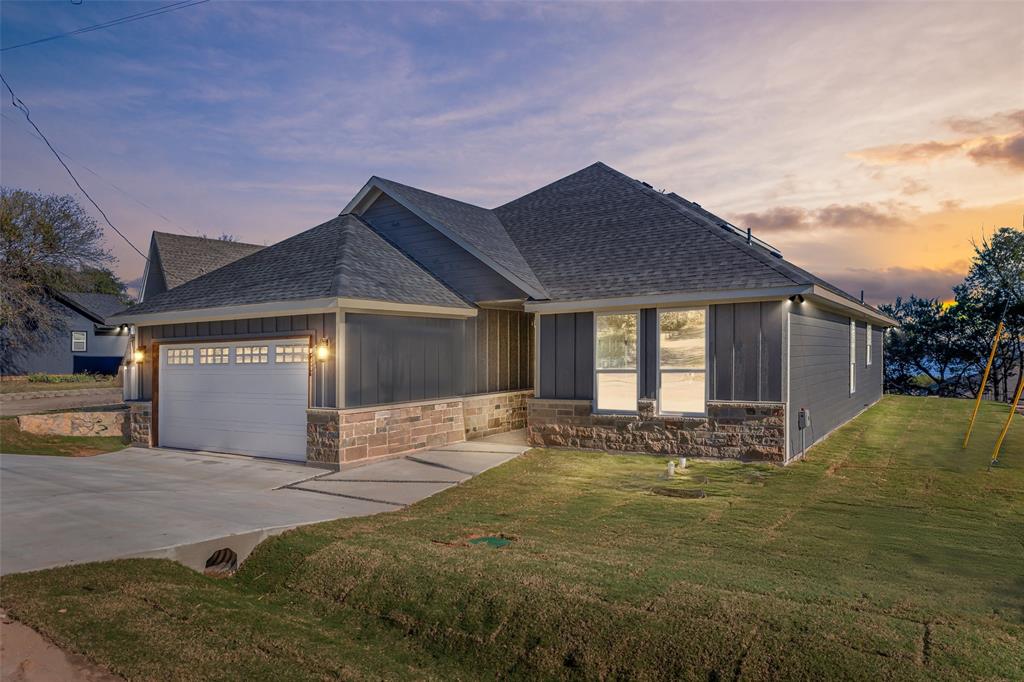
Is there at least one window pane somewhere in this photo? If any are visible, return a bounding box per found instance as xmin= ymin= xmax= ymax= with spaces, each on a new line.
xmin=660 ymin=372 xmax=705 ymax=413
xmin=596 ymin=313 xmax=637 ymax=369
xmin=659 ymin=310 xmax=705 ymax=369
xmin=597 ymin=373 xmax=637 ymax=412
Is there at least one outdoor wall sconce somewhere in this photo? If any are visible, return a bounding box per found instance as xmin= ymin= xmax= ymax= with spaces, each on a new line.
xmin=133 ymin=346 xmax=146 ymax=364
xmin=316 ymin=338 xmax=330 ymax=362
xmin=788 ymin=294 xmax=805 ymax=304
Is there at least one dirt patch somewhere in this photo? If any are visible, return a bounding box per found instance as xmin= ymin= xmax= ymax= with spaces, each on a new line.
xmin=0 ymin=609 xmax=122 ymax=681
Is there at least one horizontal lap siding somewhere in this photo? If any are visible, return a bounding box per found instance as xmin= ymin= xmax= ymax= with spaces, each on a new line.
xmin=136 ymin=313 xmax=336 ymax=407
xmin=361 ymin=194 xmax=525 ymax=302
xmin=788 ymin=304 xmax=883 ymax=458
xmin=345 ymin=309 xmax=533 ymax=408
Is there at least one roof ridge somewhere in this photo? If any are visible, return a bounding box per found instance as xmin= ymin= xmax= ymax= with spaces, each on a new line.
xmin=592 ymin=163 xmax=805 ymax=288
xmin=152 ymin=230 xmax=263 ymax=248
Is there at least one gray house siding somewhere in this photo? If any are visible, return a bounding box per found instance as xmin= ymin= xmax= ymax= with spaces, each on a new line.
xmin=538 ymin=304 xmax=784 ymax=404
xmin=788 ymin=304 xmax=883 ymax=458
xmin=135 ymin=313 xmax=337 ymax=408
xmin=537 ymin=312 xmax=594 ymax=400
xmin=708 ymin=302 xmax=784 ymax=402
xmin=345 ymin=309 xmax=532 ymax=408
xmin=1 ymin=307 xmax=128 ymax=375
xmin=360 ymin=194 xmax=525 ymax=302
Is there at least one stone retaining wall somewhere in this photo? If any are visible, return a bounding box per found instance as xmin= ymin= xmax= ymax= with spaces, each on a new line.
xmin=127 ymin=401 xmax=152 ymax=447
xmin=527 ymin=398 xmax=786 ymax=462
xmin=17 ymin=410 xmax=127 ymax=438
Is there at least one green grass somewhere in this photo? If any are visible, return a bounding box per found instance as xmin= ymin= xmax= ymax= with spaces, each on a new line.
xmin=0 ymin=376 xmax=118 ymax=394
xmin=2 ymin=396 xmax=1022 ymax=680
xmin=0 ymin=417 xmax=127 ymax=456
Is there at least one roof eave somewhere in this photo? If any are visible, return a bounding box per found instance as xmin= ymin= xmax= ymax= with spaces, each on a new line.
xmin=110 ymin=296 xmax=475 ymax=326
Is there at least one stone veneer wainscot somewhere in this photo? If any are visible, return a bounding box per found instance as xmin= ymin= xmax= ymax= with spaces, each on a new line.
xmin=527 ymin=398 xmax=786 ymax=462
xmin=127 ymin=401 xmax=152 ymax=447
xmin=307 ymin=389 xmax=532 ymax=468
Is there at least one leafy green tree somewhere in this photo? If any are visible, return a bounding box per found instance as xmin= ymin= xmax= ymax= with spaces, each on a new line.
xmin=879 ymin=296 xmax=974 ymax=396
xmin=1 ymin=188 xmax=118 ymax=354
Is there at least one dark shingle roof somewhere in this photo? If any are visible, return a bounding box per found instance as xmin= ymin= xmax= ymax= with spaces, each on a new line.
xmin=495 ymin=163 xmax=802 ymax=301
xmin=120 ymin=215 xmax=469 ymax=316
xmin=370 ymin=177 xmax=548 ymax=298
xmin=152 ymin=232 xmax=265 ymax=290
xmin=58 ymin=292 xmax=128 ymax=324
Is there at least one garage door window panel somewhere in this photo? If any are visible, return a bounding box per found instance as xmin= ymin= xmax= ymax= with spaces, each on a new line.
xmin=167 ymin=348 xmax=194 ymax=365
xmin=199 ymin=347 xmax=230 ymax=364
xmin=276 ymin=345 xmax=309 ymax=363
xmin=236 ymin=346 xmax=269 ymax=364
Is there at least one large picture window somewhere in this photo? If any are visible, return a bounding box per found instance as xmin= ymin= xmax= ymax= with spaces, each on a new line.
xmin=658 ymin=309 xmax=706 ymax=414
xmin=595 ymin=312 xmax=638 ymax=412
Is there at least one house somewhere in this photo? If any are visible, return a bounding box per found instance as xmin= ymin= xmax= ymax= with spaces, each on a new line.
xmin=111 ymin=162 xmax=895 ymax=465
xmin=0 ymin=291 xmax=130 ymax=375
xmin=139 ymin=231 xmax=265 ymax=301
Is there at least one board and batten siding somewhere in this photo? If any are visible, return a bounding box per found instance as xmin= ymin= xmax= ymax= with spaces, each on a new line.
xmin=788 ymin=303 xmax=883 ymax=458
xmin=537 ymin=303 xmax=784 ymax=404
xmin=360 ymin=194 xmax=526 ymax=302
xmin=345 ymin=309 xmax=533 ymax=408
xmin=135 ymin=313 xmax=337 ymax=407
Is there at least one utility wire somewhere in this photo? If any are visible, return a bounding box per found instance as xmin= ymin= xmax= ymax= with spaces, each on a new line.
xmin=1 ymin=72 xmax=148 ymax=262
xmin=1 ymin=111 xmax=206 ymax=238
xmin=1 ymin=0 xmax=210 ymax=53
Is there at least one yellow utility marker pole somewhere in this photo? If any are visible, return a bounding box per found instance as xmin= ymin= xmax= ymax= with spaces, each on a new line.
xmin=963 ymin=318 xmax=1004 ymax=448
xmin=990 ymin=374 xmax=1024 ymax=467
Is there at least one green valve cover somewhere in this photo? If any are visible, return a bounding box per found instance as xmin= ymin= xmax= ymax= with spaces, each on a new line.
xmin=468 ymin=536 xmax=511 ymax=548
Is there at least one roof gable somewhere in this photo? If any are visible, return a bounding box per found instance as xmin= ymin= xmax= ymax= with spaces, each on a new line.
xmin=119 ymin=215 xmax=469 ymax=317
xmin=347 ymin=177 xmax=548 ymax=299
xmin=54 ymin=291 xmax=127 ymax=325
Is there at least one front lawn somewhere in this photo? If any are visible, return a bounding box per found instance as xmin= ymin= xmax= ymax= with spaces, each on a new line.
xmin=0 ymin=417 xmax=127 ymax=456
xmin=2 ymin=396 xmax=1021 ymax=680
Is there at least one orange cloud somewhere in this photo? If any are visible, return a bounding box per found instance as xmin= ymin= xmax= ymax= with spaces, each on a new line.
xmin=848 ymin=109 xmax=1024 ymax=170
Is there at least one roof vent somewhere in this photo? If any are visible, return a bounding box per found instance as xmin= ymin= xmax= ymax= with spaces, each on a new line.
xmin=640 ymin=181 xmax=653 ymax=188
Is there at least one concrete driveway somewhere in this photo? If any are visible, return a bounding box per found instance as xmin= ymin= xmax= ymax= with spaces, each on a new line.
xmin=0 ymin=431 xmax=528 ymax=575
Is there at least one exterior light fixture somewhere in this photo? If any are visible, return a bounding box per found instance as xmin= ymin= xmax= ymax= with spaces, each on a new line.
xmin=316 ymin=339 xmax=330 ymax=362
xmin=133 ymin=346 xmax=146 ymax=364
xmin=788 ymin=294 xmax=805 ymax=304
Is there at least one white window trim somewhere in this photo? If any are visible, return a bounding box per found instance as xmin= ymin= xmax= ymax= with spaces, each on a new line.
xmin=866 ymin=324 xmax=873 ymax=366
xmin=593 ymin=310 xmax=640 ymax=414
xmin=849 ymin=318 xmax=857 ymax=395
xmin=71 ymin=330 xmax=87 ymax=352
xmin=656 ymin=306 xmax=709 ymax=417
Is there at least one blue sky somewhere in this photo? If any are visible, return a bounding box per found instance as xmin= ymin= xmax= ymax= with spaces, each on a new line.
xmin=2 ymin=1 xmax=1022 ymax=302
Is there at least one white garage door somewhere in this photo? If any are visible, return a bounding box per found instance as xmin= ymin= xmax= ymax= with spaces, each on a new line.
xmin=159 ymin=340 xmax=310 ymax=461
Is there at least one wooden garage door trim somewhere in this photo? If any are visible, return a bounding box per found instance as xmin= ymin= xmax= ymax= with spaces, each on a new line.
xmin=152 ymin=334 xmax=313 ymax=450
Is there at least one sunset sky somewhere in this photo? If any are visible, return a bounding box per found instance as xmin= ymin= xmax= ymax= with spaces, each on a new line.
xmin=2 ymin=1 xmax=1021 ymax=304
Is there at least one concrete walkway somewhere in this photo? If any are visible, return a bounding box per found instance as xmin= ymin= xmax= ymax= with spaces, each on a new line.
xmin=0 ymin=431 xmax=528 ymax=575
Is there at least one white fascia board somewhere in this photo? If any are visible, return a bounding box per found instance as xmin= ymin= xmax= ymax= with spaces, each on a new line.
xmin=336 ymin=298 xmax=476 ymax=318
xmin=524 ymin=287 xmax=810 ymax=314
xmin=806 ymin=286 xmax=897 ymax=327
xmin=346 ymin=179 xmax=549 ymax=301
xmin=110 ymin=297 xmax=476 ymax=326
xmin=342 ymin=180 xmax=382 ymax=215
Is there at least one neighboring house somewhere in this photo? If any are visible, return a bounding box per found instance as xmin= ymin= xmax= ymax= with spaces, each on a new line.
xmin=112 ymin=162 xmax=895 ymax=465
xmin=140 ymin=231 xmax=264 ymax=301
xmin=0 ymin=292 xmax=130 ymax=375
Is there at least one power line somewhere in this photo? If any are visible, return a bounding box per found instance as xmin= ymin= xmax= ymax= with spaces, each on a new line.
xmin=1 ymin=111 xmax=206 ymax=238
xmin=1 ymin=72 xmax=148 ymax=262
xmin=1 ymin=0 xmax=210 ymax=53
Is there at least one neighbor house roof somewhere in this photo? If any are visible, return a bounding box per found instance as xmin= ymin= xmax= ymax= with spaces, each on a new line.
xmin=116 ymin=215 xmax=470 ymax=320
xmin=54 ymin=291 xmax=128 ymax=325
xmin=151 ymin=231 xmax=265 ymax=290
